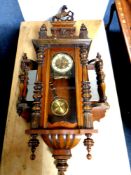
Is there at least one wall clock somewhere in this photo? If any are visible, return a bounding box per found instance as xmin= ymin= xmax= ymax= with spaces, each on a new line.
xmin=17 ymin=5 xmax=109 ymax=175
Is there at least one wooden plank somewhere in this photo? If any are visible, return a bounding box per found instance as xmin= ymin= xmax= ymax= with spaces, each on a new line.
xmin=0 ymin=22 xmax=48 ymax=175
xmin=1 ymin=20 xmax=130 ymax=175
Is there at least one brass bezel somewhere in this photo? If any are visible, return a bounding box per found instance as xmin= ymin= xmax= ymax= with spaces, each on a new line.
xmin=51 ymin=98 xmax=69 ymax=116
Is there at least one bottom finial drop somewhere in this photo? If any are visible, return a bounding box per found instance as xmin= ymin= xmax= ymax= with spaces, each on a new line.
xmin=28 ymin=134 xmax=39 ymax=160
xmin=84 ymin=133 xmax=94 ymax=160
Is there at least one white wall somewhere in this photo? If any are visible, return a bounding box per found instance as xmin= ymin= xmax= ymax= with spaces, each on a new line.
xmin=18 ymin=0 xmax=109 ymax=21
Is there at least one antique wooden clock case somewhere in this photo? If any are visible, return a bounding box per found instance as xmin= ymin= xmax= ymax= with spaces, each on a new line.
xmin=17 ymin=6 xmax=109 ymax=175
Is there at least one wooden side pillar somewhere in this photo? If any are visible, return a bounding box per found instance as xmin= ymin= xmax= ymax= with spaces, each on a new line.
xmin=80 ymin=45 xmax=93 ymax=129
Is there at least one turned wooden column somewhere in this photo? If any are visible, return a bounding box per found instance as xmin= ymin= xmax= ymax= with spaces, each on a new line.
xmin=80 ymin=45 xmax=94 ymax=160
xmin=95 ymin=53 xmax=107 ymax=103
xmin=80 ymin=45 xmax=93 ymax=129
xmin=28 ymin=42 xmax=45 ymax=160
xmin=31 ymin=44 xmax=44 ymax=129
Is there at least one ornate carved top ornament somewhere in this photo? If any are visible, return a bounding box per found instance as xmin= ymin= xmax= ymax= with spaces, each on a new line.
xmin=52 ymin=5 xmax=74 ymax=21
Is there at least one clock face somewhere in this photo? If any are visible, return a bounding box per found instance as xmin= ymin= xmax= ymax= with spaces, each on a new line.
xmin=51 ymin=53 xmax=73 ymax=74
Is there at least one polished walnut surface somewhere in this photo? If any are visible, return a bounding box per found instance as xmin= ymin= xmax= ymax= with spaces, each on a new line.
xmin=115 ymin=0 xmax=131 ymax=62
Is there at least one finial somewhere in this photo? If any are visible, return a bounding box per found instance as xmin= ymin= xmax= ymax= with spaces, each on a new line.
xmin=79 ymin=23 xmax=88 ymax=39
xmin=39 ymin=24 xmax=47 ymax=39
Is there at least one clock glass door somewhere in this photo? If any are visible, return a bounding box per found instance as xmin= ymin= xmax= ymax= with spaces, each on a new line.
xmin=47 ymin=47 xmax=77 ymax=128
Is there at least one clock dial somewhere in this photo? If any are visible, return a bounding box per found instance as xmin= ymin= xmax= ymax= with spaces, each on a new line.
xmin=51 ymin=53 xmax=73 ymax=74
xmin=51 ymin=98 xmax=69 ymax=116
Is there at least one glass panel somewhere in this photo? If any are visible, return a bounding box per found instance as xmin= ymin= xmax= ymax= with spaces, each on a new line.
xmin=48 ymin=52 xmax=77 ymax=126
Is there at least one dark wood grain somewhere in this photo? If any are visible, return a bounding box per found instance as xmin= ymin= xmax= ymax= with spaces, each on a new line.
xmin=116 ymin=0 xmax=131 ymax=62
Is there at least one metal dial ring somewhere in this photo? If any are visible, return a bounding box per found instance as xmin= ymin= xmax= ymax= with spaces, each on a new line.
xmin=51 ymin=53 xmax=73 ymax=74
